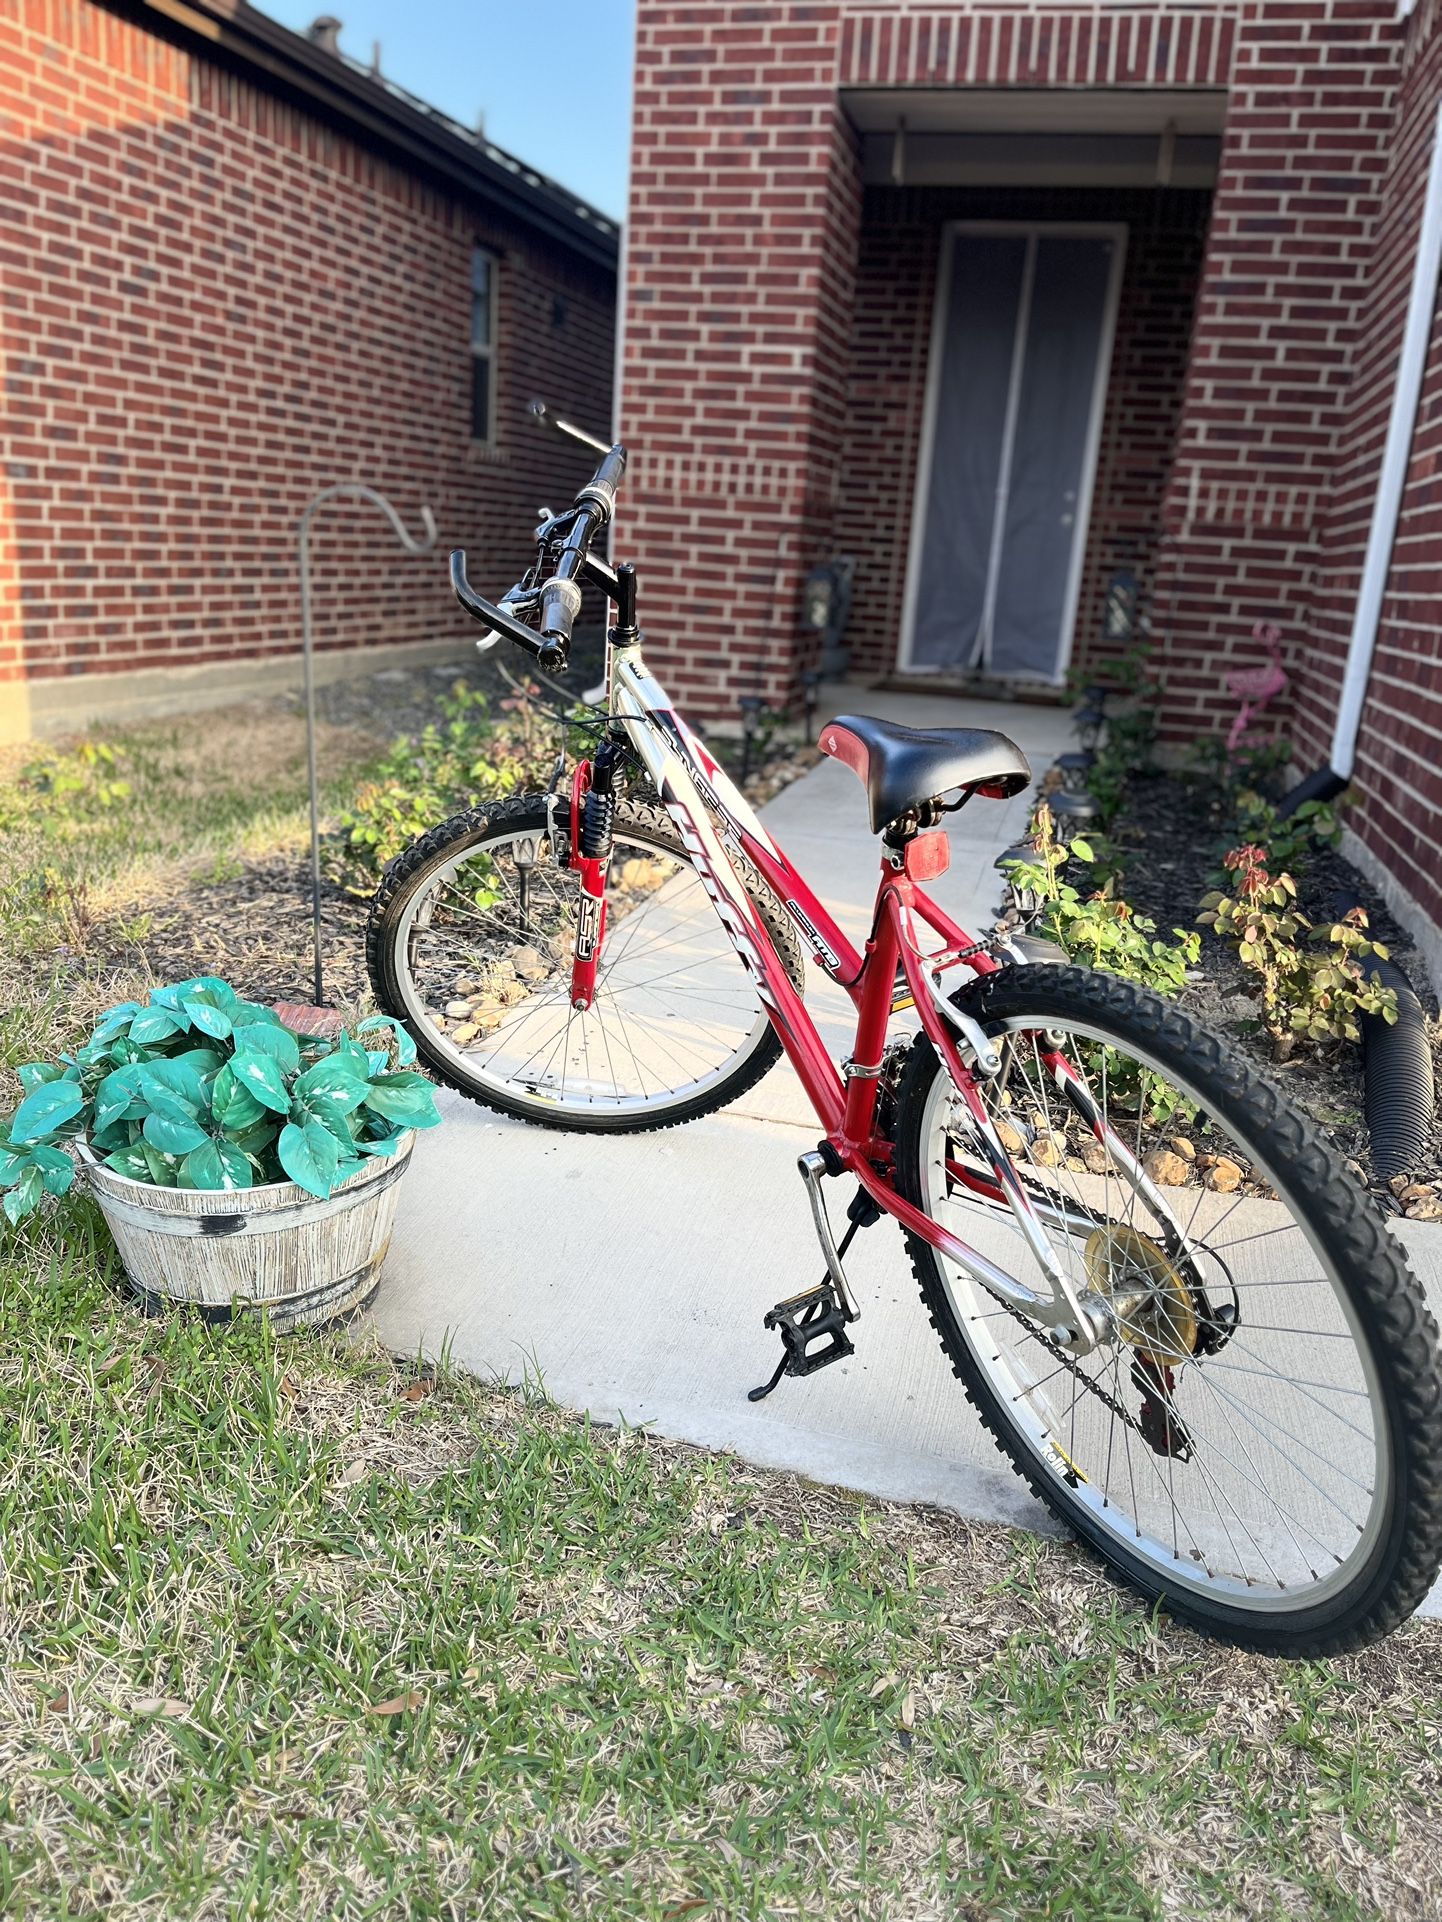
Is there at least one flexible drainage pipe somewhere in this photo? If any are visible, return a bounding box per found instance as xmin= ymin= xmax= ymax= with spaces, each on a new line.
xmin=1334 ymin=891 xmax=1435 ymax=1183
xmin=1278 ymin=98 xmax=1442 ymax=819
xmin=1360 ymin=955 xmax=1434 ymax=1183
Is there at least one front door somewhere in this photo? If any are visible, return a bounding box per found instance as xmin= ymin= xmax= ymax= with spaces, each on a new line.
xmin=901 ymin=224 xmax=1124 ymax=683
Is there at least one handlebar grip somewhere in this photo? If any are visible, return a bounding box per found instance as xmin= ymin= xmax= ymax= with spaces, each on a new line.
xmin=538 ymin=574 xmax=583 ymax=646
xmin=577 ymin=444 xmax=627 ymax=523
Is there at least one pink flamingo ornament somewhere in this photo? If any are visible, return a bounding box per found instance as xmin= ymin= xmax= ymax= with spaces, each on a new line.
xmin=1226 ymin=621 xmax=1288 ymax=751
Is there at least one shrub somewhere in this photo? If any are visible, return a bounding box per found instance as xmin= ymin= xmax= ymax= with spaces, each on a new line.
xmin=1004 ymin=805 xmax=1200 ymax=998
xmin=1207 ymin=790 xmax=1342 ymax=890
xmin=0 ymin=978 xmax=441 ymax=1220
xmin=328 ymin=683 xmax=554 ymax=893
xmin=1198 ymin=845 xmax=1396 ymax=1057
xmin=20 ymin=738 xmax=132 ymax=812
xmin=1001 ymin=806 xmax=1200 ymax=1125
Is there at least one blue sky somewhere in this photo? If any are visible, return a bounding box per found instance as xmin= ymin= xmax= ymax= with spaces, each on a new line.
xmin=253 ymin=0 xmax=636 ymax=218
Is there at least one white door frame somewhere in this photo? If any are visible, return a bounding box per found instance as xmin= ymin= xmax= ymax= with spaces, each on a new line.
xmin=896 ymin=220 xmax=1128 ymax=683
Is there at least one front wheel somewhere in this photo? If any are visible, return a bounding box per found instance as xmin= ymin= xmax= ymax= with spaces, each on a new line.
xmin=366 ymin=792 xmax=804 ymax=1132
xmin=893 ymin=962 xmax=1442 ymax=1653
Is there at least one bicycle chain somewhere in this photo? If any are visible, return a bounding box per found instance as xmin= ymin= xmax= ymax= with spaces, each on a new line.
xmin=991 ymin=1292 xmax=1146 ymax=1438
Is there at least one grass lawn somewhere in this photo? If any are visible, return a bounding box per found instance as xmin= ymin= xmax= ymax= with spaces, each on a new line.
xmin=1 ymin=685 xmax=1440 ymax=1920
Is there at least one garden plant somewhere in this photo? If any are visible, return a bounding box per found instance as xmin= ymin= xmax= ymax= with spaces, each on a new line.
xmin=0 ymin=977 xmax=441 ymax=1218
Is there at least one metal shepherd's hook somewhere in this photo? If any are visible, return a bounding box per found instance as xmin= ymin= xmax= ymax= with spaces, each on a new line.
xmin=297 ymin=485 xmax=439 ymax=1007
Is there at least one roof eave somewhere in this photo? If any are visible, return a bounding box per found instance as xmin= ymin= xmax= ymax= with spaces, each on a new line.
xmin=116 ymin=0 xmax=620 ymax=273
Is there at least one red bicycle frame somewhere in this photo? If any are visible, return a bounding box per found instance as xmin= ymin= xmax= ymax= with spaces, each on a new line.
xmin=593 ymin=644 xmax=1125 ymax=1345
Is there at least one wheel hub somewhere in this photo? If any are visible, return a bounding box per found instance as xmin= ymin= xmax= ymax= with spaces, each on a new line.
xmin=1083 ymin=1226 xmax=1198 ymax=1365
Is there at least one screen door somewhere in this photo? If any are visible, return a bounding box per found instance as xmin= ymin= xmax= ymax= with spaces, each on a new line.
xmin=901 ymin=225 xmax=1124 ymax=682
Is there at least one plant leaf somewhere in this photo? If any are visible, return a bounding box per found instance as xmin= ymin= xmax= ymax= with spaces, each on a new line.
xmin=11 ymin=1079 xmax=84 ymax=1145
xmin=29 ymin=1144 xmax=75 ymax=1196
xmin=128 ymin=1007 xmax=186 ymax=1046
xmin=278 ymin=1118 xmax=341 ymax=1198
xmin=104 ymin=1145 xmax=153 ymax=1181
xmin=231 ymin=1050 xmax=292 ymax=1115
xmin=182 ymin=1139 xmax=253 ymax=1191
xmin=92 ymin=1001 xmax=142 ymax=1043
xmin=3 ymin=1164 xmax=44 ymax=1224
xmin=364 ymin=1072 xmax=441 ymax=1129
xmin=143 ymin=1111 xmax=209 ymax=1157
xmin=232 ymin=1023 xmax=301 ymax=1076
xmin=181 ymin=993 xmax=232 ymax=1040
xmin=211 ymin=1062 xmax=267 ymax=1134
xmin=16 ymin=1062 xmax=64 ymax=1093
xmin=94 ymin=1064 xmax=147 ymax=1133
xmin=292 ymin=1055 xmax=368 ymax=1109
xmin=357 ymin=1014 xmax=417 ymax=1066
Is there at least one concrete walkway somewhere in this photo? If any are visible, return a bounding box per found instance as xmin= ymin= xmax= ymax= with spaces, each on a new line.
xmin=370 ymin=682 xmax=1442 ymax=1613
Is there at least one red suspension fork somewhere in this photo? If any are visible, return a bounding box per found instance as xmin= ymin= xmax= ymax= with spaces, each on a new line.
xmin=567 ymin=758 xmax=608 ymax=1011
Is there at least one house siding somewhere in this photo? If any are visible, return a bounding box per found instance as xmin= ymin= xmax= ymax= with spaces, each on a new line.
xmin=1148 ymin=0 xmax=1404 ymax=742
xmin=0 ymin=0 xmax=615 ymax=728
xmin=1302 ymin=2 xmax=1442 ymax=933
xmin=621 ymin=1 xmax=1234 ymax=718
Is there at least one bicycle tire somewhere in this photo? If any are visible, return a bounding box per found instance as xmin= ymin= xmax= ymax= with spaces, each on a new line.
xmin=893 ymin=961 xmax=1442 ymax=1654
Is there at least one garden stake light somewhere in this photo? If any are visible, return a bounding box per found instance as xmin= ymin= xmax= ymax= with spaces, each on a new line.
xmin=298 ymin=485 xmax=437 ymax=1007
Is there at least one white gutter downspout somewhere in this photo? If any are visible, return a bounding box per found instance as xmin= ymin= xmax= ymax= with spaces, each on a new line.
xmin=1330 ymin=98 xmax=1442 ymax=782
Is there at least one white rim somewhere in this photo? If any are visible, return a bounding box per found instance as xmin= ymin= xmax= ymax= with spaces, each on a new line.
xmin=392 ymin=819 xmax=775 ymax=1121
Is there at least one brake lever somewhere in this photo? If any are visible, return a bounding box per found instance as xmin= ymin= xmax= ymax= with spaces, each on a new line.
xmin=450 ymin=551 xmax=567 ymax=669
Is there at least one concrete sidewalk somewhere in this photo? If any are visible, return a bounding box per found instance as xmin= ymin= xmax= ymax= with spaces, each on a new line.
xmin=369 ymin=683 xmax=1442 ymax=1613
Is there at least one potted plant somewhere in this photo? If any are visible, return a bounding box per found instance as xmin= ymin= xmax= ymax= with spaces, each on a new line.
xmin=0 ymin=976 xmax=441 ymax=1327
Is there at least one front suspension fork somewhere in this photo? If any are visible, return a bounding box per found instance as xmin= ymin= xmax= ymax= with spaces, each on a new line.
xmin=567 ymin=736 xmax=624 ymax=1011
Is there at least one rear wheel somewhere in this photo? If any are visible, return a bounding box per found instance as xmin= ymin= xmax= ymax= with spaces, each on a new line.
xmin=366 ymin=793 xmax=804 ymax=1132
xmin=894 ymin=962 xmax=1442 ymax=1653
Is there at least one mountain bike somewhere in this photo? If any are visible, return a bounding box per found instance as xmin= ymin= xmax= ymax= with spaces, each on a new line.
xmin=368 ymin=414 xmax=1442 ymax=1653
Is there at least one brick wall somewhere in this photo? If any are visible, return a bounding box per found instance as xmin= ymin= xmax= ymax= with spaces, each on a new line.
xmin=1302 ymin=2 xmax=1442 ymax=928
xmin=1148 ymin=0 xmax=1403 ymax=740
xmin=0 ymin=0 xmax=614 ymax=730
xmin=621 ymin=1 xmax=860 ymax=717
xmin=835 ymin=184 xmax=1210 ymax=683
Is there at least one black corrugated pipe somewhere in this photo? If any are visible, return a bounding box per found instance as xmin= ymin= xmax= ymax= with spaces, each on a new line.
xmin=1276 ymin=765 xmax=1350 ymax=820
xmin=1334 ymin=891 xmax=1435 ymax=1183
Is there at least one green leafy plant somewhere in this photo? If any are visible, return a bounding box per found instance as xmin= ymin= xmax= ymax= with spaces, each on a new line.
xmin=1207 ymin=790 xmax=1342 ymax=889
xmin=1199 ymin=845 xmax=1397 ymax=1056
xmin=1188 ymin=733 xmax=1294 ymax=805
xmin=1001 ymin=806 xmax=1200 ymax=1124
xmin=18 ymin=738 xmax=132 ymax=812
xmin=0 ymin=977 xmax=442 ymax=1221
xmin=328 ymin=683 xmax=552 ymax=893
xmin=1076 ymin=658 xmax=1161 ymax=832
xmin=1005 ymin=805 xmax=1200 ymax=997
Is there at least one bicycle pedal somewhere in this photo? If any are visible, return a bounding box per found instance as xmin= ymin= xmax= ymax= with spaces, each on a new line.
xmin=747 ymin=1283 xmax=855 ymax=1402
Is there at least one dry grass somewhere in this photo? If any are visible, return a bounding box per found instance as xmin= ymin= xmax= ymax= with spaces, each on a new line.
xmin=1 ymin=1239 xmax=1439 ymax=1921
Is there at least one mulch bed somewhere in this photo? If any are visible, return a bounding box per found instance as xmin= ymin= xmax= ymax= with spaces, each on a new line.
xmin=1103 ymin=769 xmax=1442 ymax=1211
xmin=132 ymin=857 xmax=373 ymax=1015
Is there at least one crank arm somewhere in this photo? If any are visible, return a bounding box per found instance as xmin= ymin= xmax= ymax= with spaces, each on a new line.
xmin=797 ymin=1151 xmax=859 ymax=1321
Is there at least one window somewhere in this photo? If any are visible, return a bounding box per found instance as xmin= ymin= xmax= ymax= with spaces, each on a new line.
xmin=470 ymin=247 xmax=497 ymax=442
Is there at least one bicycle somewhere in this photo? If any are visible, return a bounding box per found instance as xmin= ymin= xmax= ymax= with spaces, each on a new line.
xmin=368 ymin=411 xmax=1442 ymax=1653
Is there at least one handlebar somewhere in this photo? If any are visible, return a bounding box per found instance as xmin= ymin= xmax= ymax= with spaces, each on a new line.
xmin=450 ymin=419 xmax=627 ymax=669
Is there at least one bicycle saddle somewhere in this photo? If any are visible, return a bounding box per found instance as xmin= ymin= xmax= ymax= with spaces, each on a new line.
xmin=819 ymin=713 xmax=1031 ymax=835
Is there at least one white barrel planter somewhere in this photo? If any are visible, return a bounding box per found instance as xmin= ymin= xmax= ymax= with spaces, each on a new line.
xmin=76 ymin=1134 xmax=414 ymax=1329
